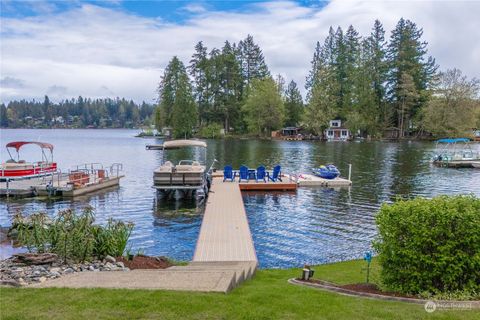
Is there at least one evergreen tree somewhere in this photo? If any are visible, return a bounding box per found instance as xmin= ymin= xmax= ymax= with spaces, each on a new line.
xmin=189 ymin=41 xmax=210 ymax=126
xmin=284 ymin=80 xmax=304 ymax=127
xmin=242 ymin=78 xmax=284 ymax=136
xmin=342 ymin=25 xmax=361 ymax=114
xmin=305 ymin=41 xmax=322 ymax=99
xmin=156 ymin=56 xmax=185 ymax=128
xmin=238 ymin=35 xmax=270 ymax=85
xmin=387 ymin=18 xmax=437 ymax=135
xmin=365 ymin=20 xmax=389 ymax=129
xmin=304 ymin=63 xmax=337 ymax=135
xmin=156 ymin=56 xmax=197 ymax=138
xmin=218 ymin=41 xmax=243 ymax=131
xmin=0 ymin=103 xmax=8 ymax=127
xmin=348 ymin=39 xmax=378 ymax=136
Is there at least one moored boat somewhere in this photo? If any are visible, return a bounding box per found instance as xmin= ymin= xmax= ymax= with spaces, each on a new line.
xmin=0 ymin=142 xmax=57 ymax=180
xmin=150 ymin=140 xmax=214 ymax=200
xmin=312 ymin=164 xmax=340 ymax=179
xmin=432 ymin=138 xmax=480 ymax=168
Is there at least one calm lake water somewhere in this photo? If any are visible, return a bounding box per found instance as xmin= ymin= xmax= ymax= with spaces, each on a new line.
xmin=1 ymin=129 xmax=479 ymax=268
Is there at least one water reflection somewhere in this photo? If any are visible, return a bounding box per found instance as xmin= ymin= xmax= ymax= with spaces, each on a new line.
xmin=1 ymin=129 xmax=479 ymax=268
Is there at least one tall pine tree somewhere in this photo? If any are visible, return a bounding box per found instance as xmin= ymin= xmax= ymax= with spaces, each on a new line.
xmin=156 ymin=56 xmax=197 ymax=137
xmin=387 ymin=18 xmax=437 ymax=136
xmin=284 ymin=80 xmax=304 ymax=127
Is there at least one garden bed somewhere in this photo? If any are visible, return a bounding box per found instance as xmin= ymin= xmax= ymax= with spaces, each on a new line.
xmin=289 ymin=278 xmax=480 ymax=307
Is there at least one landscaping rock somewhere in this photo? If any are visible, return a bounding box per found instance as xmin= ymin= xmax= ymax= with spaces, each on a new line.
xmin=63 ymin=268 xmax=74 ymax=274
xmin=104 ymin=255 xmax=116 ymax=263
xmin=12 ymin=253 xmax=58 ymax=265
xmin=1 ymin=254 xmax=153 ymax=286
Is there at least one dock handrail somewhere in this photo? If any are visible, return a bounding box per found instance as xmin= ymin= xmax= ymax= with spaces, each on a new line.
xmin=110 ymin=163 xmax=123 ymax=177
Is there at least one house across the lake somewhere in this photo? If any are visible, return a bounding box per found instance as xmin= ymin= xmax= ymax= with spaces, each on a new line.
xmin=271 ymin=127 xmax=303 ymax=140
xmin=324 ymin=120 xmax=351 ymax=141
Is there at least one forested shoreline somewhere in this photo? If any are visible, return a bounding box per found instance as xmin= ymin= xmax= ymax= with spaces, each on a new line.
xmin=2 ymin=18 xmax=479 ymax=137
xmin=0 ymin=97 xmax=155 ymax=128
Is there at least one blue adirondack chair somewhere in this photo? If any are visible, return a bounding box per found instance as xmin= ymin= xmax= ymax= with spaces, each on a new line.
xmin=223 ymin=165 xmax=236 ymax=182
xmin=256 ymin=165 xmax=267 ymax=182
xmin=238 ymin=165 xmax=249 ymax=182
xmin=267 ymin=165 xmax=282 ymax=182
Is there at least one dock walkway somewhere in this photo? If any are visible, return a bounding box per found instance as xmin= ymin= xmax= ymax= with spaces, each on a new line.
xmin=193 ymin=177 xmax=257 ymax=262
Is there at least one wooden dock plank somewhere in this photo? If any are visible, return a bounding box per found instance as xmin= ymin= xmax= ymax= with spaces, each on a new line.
xmin=193 ymin=178 xmax=257 ymax=263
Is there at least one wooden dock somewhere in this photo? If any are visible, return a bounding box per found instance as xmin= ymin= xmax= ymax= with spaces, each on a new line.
xmin=193 ymin=177 xmax=257 ymax=262
xmin=0 ymin=173 xmax=123 ymax=198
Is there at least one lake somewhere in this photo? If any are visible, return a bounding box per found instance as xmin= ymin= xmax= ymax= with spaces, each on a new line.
xmin=1 ymin=129 xmax=479 ymax=268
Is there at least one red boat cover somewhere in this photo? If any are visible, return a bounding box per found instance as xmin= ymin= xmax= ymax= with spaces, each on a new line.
xmin=6 ymin=141 xmax=54 ymax=151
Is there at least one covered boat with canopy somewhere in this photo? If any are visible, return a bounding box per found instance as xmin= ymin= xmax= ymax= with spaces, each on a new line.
xmin=1 ymin=141 xmax=57 ymax=180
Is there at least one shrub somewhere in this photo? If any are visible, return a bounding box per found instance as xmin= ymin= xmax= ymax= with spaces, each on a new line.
xmin=13 ymin=207 xmax=134 ymax=263
xmin=373 ymin=195 xmax=480 ymax=297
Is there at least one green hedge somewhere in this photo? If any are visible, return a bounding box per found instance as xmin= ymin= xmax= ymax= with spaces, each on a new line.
xmin=373 ymin=195 xmax=480 ymax=296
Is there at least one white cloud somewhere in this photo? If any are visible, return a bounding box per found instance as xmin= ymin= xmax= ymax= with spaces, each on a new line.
xmin=0 ymin=0 xmax=479 ymax=103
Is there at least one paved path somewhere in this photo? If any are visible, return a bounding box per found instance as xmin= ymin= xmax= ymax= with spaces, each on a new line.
xmin=193 ymin=178 xmax=257 ymax=262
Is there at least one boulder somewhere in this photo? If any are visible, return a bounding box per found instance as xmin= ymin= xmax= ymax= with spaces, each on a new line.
xmin=104 ymin=255 xmax=116 ymax=263
xmin=12 ymin=253 xmax=58 ymax=265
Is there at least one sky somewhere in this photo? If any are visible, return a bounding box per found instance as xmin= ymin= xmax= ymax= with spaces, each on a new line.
xmin=0 ymin=0 xmax=479 ymax=104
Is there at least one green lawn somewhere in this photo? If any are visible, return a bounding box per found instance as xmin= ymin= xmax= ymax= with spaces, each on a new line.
xmin=1 ymin=259 xmax=478 ymax=319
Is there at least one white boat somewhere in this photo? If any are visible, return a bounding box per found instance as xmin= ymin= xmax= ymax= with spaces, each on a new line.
xmin=432 ymin=138 xmax=480 ymax=168
xmin=150 ymin=140 xmax=214 ymax=200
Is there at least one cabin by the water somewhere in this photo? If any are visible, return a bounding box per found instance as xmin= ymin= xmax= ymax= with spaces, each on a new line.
xmin=324 ymin=120 xmax=351 ymax=141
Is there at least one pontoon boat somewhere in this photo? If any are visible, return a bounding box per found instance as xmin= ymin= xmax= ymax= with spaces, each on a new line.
xmin=151 ymin=140 xmax=214 ymax=200
xmin=0 ymin=141 xmax=57 ymax=180
xmin=432 ymin=138 xmax=480 ymax=168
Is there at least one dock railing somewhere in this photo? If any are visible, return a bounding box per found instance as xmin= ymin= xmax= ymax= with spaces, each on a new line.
xmin=64 ymin=163 xmax=123 ymax=189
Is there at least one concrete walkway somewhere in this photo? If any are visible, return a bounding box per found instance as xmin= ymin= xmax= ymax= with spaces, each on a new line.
xmin=32 ymin=178 xmax=258 ymax=293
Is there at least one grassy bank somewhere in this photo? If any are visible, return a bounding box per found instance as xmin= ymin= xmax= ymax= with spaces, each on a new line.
xmin=1 ymin=259 xmax=478 ymax=319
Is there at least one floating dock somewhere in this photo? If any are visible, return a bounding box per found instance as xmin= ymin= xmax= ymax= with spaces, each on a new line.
xmin=0 ymin=165 xmax=124 ymax=198
xmin=145 ymin=144 xmax=163 ymax=150
xmin=433 ymin=160 xmax=480 ymax=168
xmin=289 ymin=173 xmax=352 ymax=187
xmin=212 ymin=170 xmax=352 ymax=188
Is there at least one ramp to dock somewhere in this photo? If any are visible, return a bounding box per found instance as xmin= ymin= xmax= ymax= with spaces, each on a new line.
xmin=193 ymin=178 xmax=257 ymax=262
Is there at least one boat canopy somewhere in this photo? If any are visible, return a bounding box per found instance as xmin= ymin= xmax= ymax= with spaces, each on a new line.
xmin=162 ymin=140 xmax=207 ymax=149
xmin=6 ymin=141 xmax=54 ymax=152
xmin=436 ymin=138 xmax=471 ymax=144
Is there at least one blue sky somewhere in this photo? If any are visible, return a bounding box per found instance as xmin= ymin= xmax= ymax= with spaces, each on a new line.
xmin=1 ymin=1 xmax=327 ymax=21
xmin=1 ymin=1 xmax=479 ymax=103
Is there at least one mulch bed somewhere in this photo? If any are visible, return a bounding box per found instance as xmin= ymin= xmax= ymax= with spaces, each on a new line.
xmin=291 ymin=279 xmax=480 ymax=307
xmin=337 ymin=282 xmax=416 ymax=299
xmin=116 ymin=255 xmax=172 ymax=270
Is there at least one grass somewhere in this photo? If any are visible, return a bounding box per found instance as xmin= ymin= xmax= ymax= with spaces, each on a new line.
xmin=1 ymin=259 xmax=478 ymax=320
